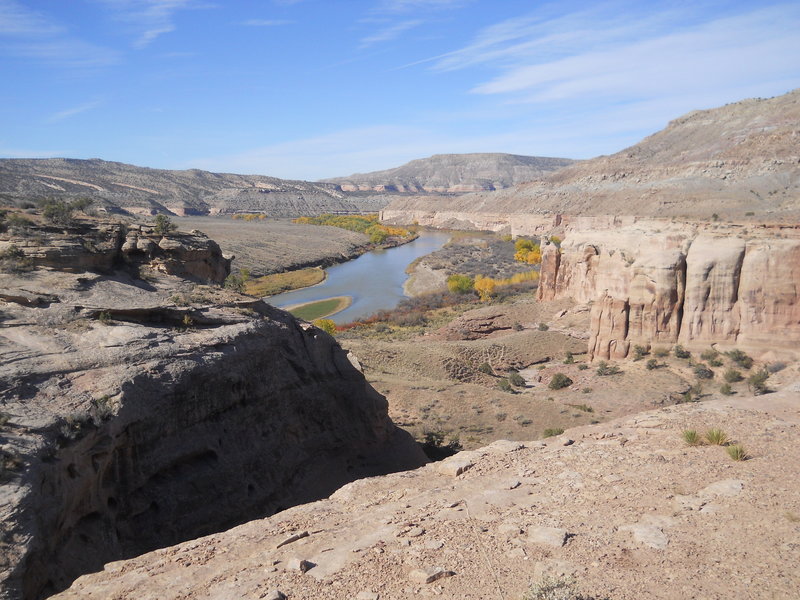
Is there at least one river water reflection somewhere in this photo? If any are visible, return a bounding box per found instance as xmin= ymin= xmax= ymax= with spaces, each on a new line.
xmin=266 ymin=231 xmax=450 ymax=324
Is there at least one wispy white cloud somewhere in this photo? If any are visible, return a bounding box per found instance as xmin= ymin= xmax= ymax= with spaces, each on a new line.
xmin=0 ymin=0 xmax=118 ymax=67
xmin=241 ymin=18 xmax=292 ymax=27
xmin=428 ymin=3 xmax=800 ymax=108
xmin=377 ymin=0 xmax=469 ymax=13
xmin=360 ymin=19 xmax=422 ymax=47
xmin=46 ymin=99 xmax=105 ymax=123
xmin=93 ymin=0 xmax=197 ymax=48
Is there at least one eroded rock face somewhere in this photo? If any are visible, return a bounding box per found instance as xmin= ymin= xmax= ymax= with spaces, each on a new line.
xmin=538 ymin=224 xmax=800 ymax=359
xmin=0 ymin=269 xmax=425 ymax=599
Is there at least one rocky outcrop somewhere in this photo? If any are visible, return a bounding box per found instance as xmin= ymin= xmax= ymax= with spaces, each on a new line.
xmin=538 ymin=222 xmax=800 ymax=359
xmin=0 ymin=216 xmax=231 ymax=283
xmin=47 ymin=391 xmax=800 ymax=600
xmin=0 ymin=234 xmax=426 ymax=598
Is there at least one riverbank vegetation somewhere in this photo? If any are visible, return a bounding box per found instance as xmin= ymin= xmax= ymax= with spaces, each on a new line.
xmin=292 ymin=214 xmax=414 ymax=244
xmin=288 ymin=296 xmax=351 ymax=321
xmin=245 ymin=267 xmax=325 ymax=297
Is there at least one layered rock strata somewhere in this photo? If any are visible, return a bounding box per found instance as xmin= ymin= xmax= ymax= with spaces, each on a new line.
xmin=538 ymin=223 xmax=800 ymax=359
xmin=0 ymin=232 xmax=426 ymax=599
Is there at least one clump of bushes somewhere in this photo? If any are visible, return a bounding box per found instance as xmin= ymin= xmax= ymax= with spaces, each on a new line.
xmin=497 ymin=378 xmax=514 ymax=393
xmin=419 ymin=430 xmax=462 ymax=461
xmin=632 ymin=345 xmax=648 ymax=361
xmin=478 ymin=362 xmax=494 ymax=375
xmin=543 ymin=428 xmax=565 ymax=438
xmin=152 ymin=214 xmax=177 ymax=235
xmin=508 ymin=371 xmax=526 ymax=387
xmin=725 ymin=349 xmax=753 ymax=369
xmin=563 ymin=352 xmax=575 ymax=364
xmin=595 ymin=361 xmax=621 ymax=376
xmin=723 ymin=368 xmax=743 ymax=383
xmin=313 ymin=318 xmax=337 ymax=335
xmin=747 ymin=368 xmax=770 ymax=395
xmin=720 ymin=383 xmax=734 ymax=396
xmin=693 ymin=364 xmax=714 ymax=379
xmin=549 ymin=373 xmax=573 ymax=390
xmin=673 ymin=345 xmax=691 ymax=359
xmin=646 ymin=358 xmax=660 ymax=370
xmin=446 ymin=273 xmax=474 ymax=294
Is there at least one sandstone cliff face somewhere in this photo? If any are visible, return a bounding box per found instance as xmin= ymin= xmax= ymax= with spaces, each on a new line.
xmin=0 ymin=217 xmax=231 ymax=284
xmin=538 ymin=223 xmax=800 ymax=359
xmin=0 ymin=237 xmax=425 ymax=599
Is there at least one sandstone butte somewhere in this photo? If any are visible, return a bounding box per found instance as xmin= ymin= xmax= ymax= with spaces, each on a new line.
xmin=0 ymin=216 xmax=426 ymax=599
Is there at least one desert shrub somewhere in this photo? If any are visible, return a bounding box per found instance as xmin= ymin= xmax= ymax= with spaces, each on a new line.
xmin=747 ymin=368 xmax=769 ymax=395
xmin=97 ymin=311 xmax=112 ymax=325
xmin=568 ymin=403 xmax=593 ymax=413
xmin=478 ymin=362 xmax=494 ymax=375
xmin=700 ymin=349 xmax=719 ymax=362
xmin=705 ymin=428 xmax=729 ymax=446
xmin=542 ymin=428 xmax=565 ymax=438
xmin=447 ymin=273 xmax=474 ymax=294
xmin=682 ymin=429 xmax=702 ymax=446
xmin=508 ymin=372 xmax=526 ymax=387
xmin=723 ymin=368 xmax=743 ymax=383
xmin=497 ymin=378 xmax=514 ymax=393
xmin=153 ymin=214 xmax=177 ymax=235
xmin=563 ymin=352 xmax=575 ymax=364
xmin=652 ymin=347 xmax=670 ymax=357
xmin=0 ymin=412 xmax=10 ymax=428
xmin=224 ymin=268 xmax=250 ymax=293
xmin=577 ymin=364 xmax=589 ymax=371
xmin=673 ymin=345 xmax=691 ymax=359
xmin=313 ymin=318 xmax=337 ymax=335
xmin=720 ymin=383 xmax=734 ymax=396
xmin=646 ymin=358 xmax=660 ymax=370
xmin=538 ymin=322 xmax=549 ymax=331
xmin=693 ymin=364 xmax=714 ymax=379
xmin=549 ymin=373 xmax=573 ymax=390
xmin=725 ymin=349 xmax=753 ymax=369
xmin=726 ymin=444 xmax=749 ymax=461
xmin=708 ymin=357 xmax=724 ymax=367
xmin=523 ymin=576 xmax=583 ymax=600
xmin=420 ymin=430 xmax=462 ymax=461
xmin=632 ymin=345 xmax=648 ymax=361
xmin=41 ymin=198 xmax=92 ymax=225
xmin=513 ymin=322 xmax=524 ymax=331
xmin=390 ymin=310 xmax=427 ymax=327
xmin=582 ymin=387 xmax=592 ymax=394
xmin=0 ymin=244 xmax=33 ymax=272
xmin=595 ymin=361 xmax=621 ymax=376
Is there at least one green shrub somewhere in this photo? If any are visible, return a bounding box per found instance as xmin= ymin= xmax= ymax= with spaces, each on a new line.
xmin=747 ymin=368 xmax=769 ymax=395
xmin=478 ymin=362 xmax=494 ymax=375
xmin=543 ymin=428 xmax=564 ymax=438
xmin=538 ymin=322 xmax=549 ymax=331
xmin=577 ymin=364 xmax=589 ymax=371
xmin=581 ymin=387 xmax=592 ymax=394
xmin=446 ymin=274 xmax=474 ymax=294
xmin=682 ymin=429 xmax=701 ymax=446
xmin=548 ymin=373 xmax=573 ymax=390
xmin=563 ymin=351 xmax=574 ymax=364
xmin=652 ymin=347 xmax=670 ymax=357
xmin=720 ymin=383 xmax=734 ymax=396
xmin=632 ymin=345 xmax=648 ymax=361
xmin=726 ymin=445 xmax=749 ymax=461
xmin=708 ymin=357 xmax=724 ymax=367
xmin=723 ymin=368 xmax=743 ymax=383
xmin=568 ymin=403 xmax=593 ymax=413
xmin=153 ymin=214 xmax=177 ymax=236
xmin=596 ymin=361 xmax=621 ymax=376
xmin=705 ymin=428 xmax=729 ymax=446
xmin=646 ymin=358 xmax=659 ymax=370
xmin=0 ymin=412 xmax=10 ymax=427
xmin=725 ymin=349 xmax=753 ymax=369
xmin=523 ymin=576 xmax=583 ymax=600
xmin=673 ymin=345 xmax=691 ymax=359
xmin=700 ymin=349 xmax=719 ymax=362
xmin=97 ymin=311 xmax=113 ymax=325
xmin=508 ymin=372 xmax=526 ymax=387
xmin=497 ymin=378 xmax=514 ymax=393
xmin=694 ymin=364 xmax=714 ymax=379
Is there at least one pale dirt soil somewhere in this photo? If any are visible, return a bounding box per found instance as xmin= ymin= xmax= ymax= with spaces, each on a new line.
xmin=55 ymin=378 xmax=800 ymax=600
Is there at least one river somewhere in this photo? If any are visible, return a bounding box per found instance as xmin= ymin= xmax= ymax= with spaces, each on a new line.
xmin=265 ymin=231 xmax=450 ymax=323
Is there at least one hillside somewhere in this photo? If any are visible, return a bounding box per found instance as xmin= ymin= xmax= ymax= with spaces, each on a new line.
xmin=383 ymin=89 xmax=800 ymax=220
xmin=323 ymin=153 xmax=575 ymax=193
xmin=0 ymin=158 xmax=387 ymax=217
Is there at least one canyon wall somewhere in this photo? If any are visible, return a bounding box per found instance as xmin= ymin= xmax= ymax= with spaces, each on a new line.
xmin=538 ymin=221 xmax=800 ymax=359
xmin=0 ymin=219 xmax=427 ymax=599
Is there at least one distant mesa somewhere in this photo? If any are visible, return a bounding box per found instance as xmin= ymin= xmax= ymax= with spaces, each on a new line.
xmin=322 ymin=152 xmax=576 ymax=194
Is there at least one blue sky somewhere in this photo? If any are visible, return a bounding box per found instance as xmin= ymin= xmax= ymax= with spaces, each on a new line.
xmin=1 ymin=0 xmax=799 ymax=180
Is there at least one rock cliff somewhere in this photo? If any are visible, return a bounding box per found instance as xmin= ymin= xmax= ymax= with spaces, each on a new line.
xmin=0 ymin=218 xmax=426 ymax=599
xmin=537 ymin=221 xmax=800 ymax=360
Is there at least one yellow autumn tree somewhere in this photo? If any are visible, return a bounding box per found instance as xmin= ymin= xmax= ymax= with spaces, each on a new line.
xmin=474 ymin=275 xmax=497 ymax=302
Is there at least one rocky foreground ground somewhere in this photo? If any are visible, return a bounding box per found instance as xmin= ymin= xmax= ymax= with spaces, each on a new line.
xmin=54 ymin=377 xmax=800 ymax=600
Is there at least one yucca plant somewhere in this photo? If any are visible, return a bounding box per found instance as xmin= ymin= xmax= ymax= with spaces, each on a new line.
xmin=682 ymin=429 xmax=702 ymax=446
xmin=705 ymin=428 xmax=729 ymax=446
xmin=726 ymin=444 xmax=749 ymax=461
